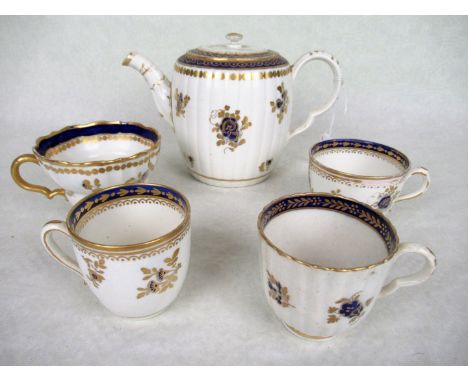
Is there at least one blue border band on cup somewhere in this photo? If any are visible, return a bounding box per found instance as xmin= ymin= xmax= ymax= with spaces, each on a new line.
xmin=258 ymin=193 xmax=399 ymax=272
xmin=66 ymin=183 xmax=190 ymax=252
xmin=36 ymin=122 xmax=159 ymax=156
xmin=310 ymin=138 xmax=410 ymax=172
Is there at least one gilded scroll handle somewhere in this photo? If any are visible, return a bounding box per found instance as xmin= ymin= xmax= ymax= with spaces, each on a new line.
xmin=11 ymin=153 xmax=65 ymax=199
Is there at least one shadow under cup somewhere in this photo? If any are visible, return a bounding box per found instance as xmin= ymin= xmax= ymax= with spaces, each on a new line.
xmin=42 ymin=184 xmax=191 ymax=318
xmin=258 ymin=193 xmax=403 ymax=339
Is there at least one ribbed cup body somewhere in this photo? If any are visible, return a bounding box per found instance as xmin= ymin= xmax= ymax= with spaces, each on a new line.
xmin=257 ymin=193 xmax=402 ymax=340
xmin=260 ymin=241 xmax=393 ymax=339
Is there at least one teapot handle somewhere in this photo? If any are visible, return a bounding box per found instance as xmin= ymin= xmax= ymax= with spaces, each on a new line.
xmin=288 ymin=51 xmax=343 ymax=140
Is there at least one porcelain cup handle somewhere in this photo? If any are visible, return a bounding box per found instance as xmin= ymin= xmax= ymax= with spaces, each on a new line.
xmin=288 ymin=51 xmax=343 ymax=140
xmin=394 ymin=167 xmax=430 ymax=203
xmin=379 ymin=242 xmax=436 ymax=298
xmin=41 ymin=220 xmax=84 ymax=280
xmin=11 ymin=153 xmax=66 ymax=199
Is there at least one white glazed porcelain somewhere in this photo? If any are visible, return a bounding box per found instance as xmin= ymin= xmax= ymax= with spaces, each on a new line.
xmin=11 ymin=121 xmax=161 ymax=204
xmin=258 ymin=193 xmax=436 ymax=340
xmin=40 ymin=183 xmax=191 ymax=318
xmin=123 ymin=32 xmax=342 ymax=187
xmin=309 ymin=139 xmax=430 ymax=213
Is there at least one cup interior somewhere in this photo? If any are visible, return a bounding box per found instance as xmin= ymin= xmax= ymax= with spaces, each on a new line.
xmin=259 ymin=194 xmax=398 ymax=270
xmin=67 ymin=184 xmax=189 ymax=248
xmin=310 ymin=139 xmax=409 ymax=178
xmin=35 ymin=122 xmax=160 ymax=164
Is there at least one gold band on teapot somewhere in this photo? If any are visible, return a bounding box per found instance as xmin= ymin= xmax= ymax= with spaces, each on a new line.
xmin=174 ymin=64 xmax=292 ymax=81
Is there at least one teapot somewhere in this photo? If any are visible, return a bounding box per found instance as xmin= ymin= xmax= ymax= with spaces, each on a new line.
xmin=123 ymin=33 xmax=342 ymax=187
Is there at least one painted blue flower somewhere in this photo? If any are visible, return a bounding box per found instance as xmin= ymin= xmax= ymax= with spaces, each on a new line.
xmin=220 ymin=117 xmax=240 ymax=142
xmin=270 ymin=83 xmax=289 ymax=124
xmin=267 ymin=271 xmax=294 ymax=308
xmin=339 ymin=300 xmax=363 ymax=318
xmin=378 ymin=195 xmax=392 ymax=209
xmin=268 ymin=280 xmax=283 ymax=305
xmin=276 ymin=98 xmax=284 ymax=110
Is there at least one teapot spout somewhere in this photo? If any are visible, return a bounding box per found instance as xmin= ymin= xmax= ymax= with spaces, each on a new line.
xmin=122 ymin=52 xmax=172 ymax=126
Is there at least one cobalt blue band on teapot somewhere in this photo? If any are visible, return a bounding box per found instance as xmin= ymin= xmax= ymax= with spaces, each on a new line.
xmin=177 ymin=49 xmax=290 ymax=69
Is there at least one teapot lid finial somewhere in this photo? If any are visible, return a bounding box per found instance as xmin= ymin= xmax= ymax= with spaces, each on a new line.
xmin=225 ymin=32 xmax=243 ymax=48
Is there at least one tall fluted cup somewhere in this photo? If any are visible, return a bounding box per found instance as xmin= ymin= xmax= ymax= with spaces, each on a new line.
xmin=258 ymin=193 xmax=436 ymax=340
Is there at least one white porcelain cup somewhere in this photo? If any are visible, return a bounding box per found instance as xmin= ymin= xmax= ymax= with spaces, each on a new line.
xmin=11 ymin=121 xmax=161 ymax=204
xmin=258 ymin=193 xmax=436 ymax=340
xmin=40 ymin=183 xmax=191 ymax=318
xmin=309 ymin=139 xmax=430 ymax=213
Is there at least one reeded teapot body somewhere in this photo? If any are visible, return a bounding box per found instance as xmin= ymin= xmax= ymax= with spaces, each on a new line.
xmin=123 ymin=33 xmax=342 ymax=187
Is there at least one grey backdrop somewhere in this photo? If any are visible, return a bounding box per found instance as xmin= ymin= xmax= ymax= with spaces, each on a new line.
xmin=0 ymin=16 xmax=467 ymax=365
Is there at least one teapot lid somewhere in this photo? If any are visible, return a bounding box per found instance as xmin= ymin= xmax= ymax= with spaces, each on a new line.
xmin=177 ymin=33 xmax=289 ymax=69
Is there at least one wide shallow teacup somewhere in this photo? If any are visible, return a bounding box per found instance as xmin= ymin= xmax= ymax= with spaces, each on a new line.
xmin=11 ymin=121 xmax=161 ymax=204
xmin=309 ymin=139 xmax=430 ymax=213
xmin=40 ymin=183 xmax=191 ymax=318
xmin=258 ymin=193 xmax=436 ymax=340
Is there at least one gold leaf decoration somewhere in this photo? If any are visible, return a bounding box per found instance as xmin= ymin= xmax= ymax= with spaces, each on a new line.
xmin=82 ymin=178 xmax=101 ymax=191
xmin=136 ymin=248 xmax=182 ymax=299
xmin=99 ymin=193 xmax=110 ymax=203
xmin=358 ymin=211 xmax=382 ymax=229
xmin=84 ymin=257 xmax=106 ymax=288
xmin=175 ymin=89 xmax=190 ymax=118
xmin=270 ymin=82 xmax=289 ymax=123
xmin=259 ymin=159 xmax=273 ymax=172
xmin=266 ymin=270 xmax=295 ymax=308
